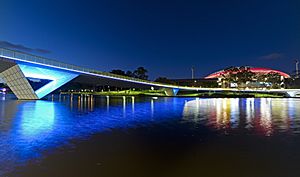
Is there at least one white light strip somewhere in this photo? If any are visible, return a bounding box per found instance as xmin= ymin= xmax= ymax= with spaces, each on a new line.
xmin=0 ymin=54 xmax=180 ymax=89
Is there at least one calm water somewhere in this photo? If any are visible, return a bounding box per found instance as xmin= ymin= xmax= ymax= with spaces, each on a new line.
xmin=1 ymin=93 xmax=300 ymax=176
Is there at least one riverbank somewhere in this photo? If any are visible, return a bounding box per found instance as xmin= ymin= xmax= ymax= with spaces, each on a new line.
xmin=182 ymin=92 xmax=284 ymax=98
xmin=61 ymin=90 xmax=286 ymax=98
xmin=62 ymin=90 xmax=166 ymax=96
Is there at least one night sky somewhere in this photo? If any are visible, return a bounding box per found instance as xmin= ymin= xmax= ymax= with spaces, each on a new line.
xmin=1 ymin=0 xmax=300 ymax=79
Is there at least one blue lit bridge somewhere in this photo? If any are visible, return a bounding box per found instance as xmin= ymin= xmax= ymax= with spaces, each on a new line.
xmin=0 ymin=48 xmax=299 ymax=100
xmin=0 ymin=48 xmax=196 ymax=99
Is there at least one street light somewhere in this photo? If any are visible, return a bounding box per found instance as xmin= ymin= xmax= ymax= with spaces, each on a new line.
xmin=295 ymin=60 xmax=299 ymax=78
xmin=191 ymin=67 xmax=195 ymax=79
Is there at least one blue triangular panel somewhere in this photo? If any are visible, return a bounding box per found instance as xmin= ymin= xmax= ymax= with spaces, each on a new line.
xmin=173 ymin=88 xmax=179 ymax=96
xmin=18 ymin=63 xmax=78 ymax=99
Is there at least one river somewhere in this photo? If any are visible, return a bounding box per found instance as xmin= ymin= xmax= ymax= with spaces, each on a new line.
xmin=1 ymin=93 xmax=300 ymax=177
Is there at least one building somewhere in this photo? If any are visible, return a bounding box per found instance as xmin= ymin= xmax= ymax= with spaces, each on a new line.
xmin=168 ymin=78 xmax=218 ymax=87
xmin=205 ymin=66 xmax=290 ymax=88
xmin=206 ymin=67 xmax=290 ymax=79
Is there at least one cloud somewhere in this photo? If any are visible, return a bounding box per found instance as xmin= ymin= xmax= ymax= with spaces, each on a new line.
xmin=0 ymin=41 xmax=51 ymax=54
xmin=259 ymin=52 xmax=285 ymax=60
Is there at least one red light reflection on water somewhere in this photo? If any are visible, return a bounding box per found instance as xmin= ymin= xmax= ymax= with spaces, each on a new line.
xmin=183 ymin=98 xmax=296 ymax=136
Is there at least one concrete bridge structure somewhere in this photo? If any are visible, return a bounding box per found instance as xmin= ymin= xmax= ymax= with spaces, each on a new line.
xmin=0 ymin=48 xmax=299 ymax=100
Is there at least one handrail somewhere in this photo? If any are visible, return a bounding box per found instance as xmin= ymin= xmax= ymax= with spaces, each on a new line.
xmin=0 ymin=48 xmax=178 ymax=88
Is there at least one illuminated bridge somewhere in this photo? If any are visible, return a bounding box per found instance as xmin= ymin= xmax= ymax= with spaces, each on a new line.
xmin=0 ymin=48 xmax=203 ymax=99
xmin=0 ymin=48 xmax=299 ymax=100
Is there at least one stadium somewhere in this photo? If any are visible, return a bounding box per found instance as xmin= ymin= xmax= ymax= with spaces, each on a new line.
xmin=205 ymin=66 xmax=290 ymax=79
xmin=205 ymin=66 xmax=290 ymax=88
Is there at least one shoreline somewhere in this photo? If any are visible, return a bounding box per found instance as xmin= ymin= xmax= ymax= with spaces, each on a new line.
xmin=60 ymin=90 xmax=287 ymax=98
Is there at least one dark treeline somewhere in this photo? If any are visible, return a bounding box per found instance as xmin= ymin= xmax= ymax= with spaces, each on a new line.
xmin=154 ymin=77 xmax=176 ymax=84
xmin=110 ymin=67 xmax=148 ymax=80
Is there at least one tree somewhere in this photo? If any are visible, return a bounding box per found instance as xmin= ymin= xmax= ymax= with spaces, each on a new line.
xmin=110 ymin=69 xmax=126 ymax=76
xmin=220 ymin=66 xmax=255 ymax=88
xmin=265 ymin=72 xmax=282 ymax=88
xmin=235 ymin=67 xmax=255 ymax=86
xmin=133 ymin=67 xmax=148 ymax=80
xmin=220 ymin=67 xmax=239 ymax=87
xmin=110 ymin=67 xmax=149 ymax=80
xmin=155 ymin=77 xmax=175 ymax=84
xmin=255 ymin=73 xmax=267 ymax=82
xmin=126 ymin=71 xmax=134 ymax=77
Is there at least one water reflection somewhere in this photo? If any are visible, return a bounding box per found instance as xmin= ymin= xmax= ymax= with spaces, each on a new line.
xmin=246 ymin=98 xmax=254 ymax=127
xmin=131 ymin=96 xmax=135 ymax=114
xmin=1 ymin=93 xmax=5 ymax=101
xmin=123 ymin=96 xmax=126 ymax=117
xmin=0 ymin=95 xmax=183 ymax=175
xmin=183 ymin=98 xmax=300 ymax=136
xmin=20 ymin=101 xmax=55 ymax=138
xmin=2 ymin=96 xmax=300 ymax=175
xmin=151 ymin=98 xmax=154 ymax=118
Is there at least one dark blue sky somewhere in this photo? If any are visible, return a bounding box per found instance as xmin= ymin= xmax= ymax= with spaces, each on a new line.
xmin=1 ymin=0 xmax=300 ymax=79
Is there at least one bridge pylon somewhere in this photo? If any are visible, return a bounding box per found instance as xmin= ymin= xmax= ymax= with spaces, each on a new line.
xmin=0 ymin=58 xmax=78 ymax=100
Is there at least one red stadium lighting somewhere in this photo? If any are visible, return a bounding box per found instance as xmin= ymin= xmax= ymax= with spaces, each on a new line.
xmin=205 ymin=67 xmax=290 ymax=79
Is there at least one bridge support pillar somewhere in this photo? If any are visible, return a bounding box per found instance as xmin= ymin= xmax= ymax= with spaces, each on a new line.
xmin=0 ymin=58 xmax=78 ymax=100
xmin=164 ymin=88 xmax=179 ymax=96
xmin=286 ymin=91 xmax=297 ymax=97
xmin=0 ymin=65 xmax=39 ymax=99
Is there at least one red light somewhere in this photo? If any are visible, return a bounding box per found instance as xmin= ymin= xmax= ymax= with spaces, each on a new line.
xmin=205 ymin=67 xmax=290 ymax=79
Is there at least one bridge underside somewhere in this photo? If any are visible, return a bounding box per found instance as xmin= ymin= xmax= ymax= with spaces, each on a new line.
xmin=0 ymin=58 xmax=78 ymax=100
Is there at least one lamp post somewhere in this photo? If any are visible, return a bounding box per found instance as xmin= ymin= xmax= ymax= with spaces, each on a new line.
xmin=296 ymin=60 xmax=299 ymax=78
xmin=191 ymin=67 xmax=195 ymax=79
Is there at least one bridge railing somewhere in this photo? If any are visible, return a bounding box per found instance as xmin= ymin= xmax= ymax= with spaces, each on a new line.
xmin=0 ymin=48 xmax=93 ymax=73
xmin=0 ymin=48 xmax=178 ymax=87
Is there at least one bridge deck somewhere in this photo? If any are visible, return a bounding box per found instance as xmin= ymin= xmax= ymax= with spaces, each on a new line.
xmin=1 ymin=48 xmax=300 ymax=95
xmin=0 ymin=48 xmax=180 ymax=89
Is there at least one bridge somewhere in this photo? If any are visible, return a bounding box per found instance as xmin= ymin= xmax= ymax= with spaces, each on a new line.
xmin=0 ymin=48 xmax=299 ymax=100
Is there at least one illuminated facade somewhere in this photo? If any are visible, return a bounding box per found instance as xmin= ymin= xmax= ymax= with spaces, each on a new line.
xmin=205 ymin=66 xmax=290 ymax=88
xmin=205 ymin=67 xmax=290 ymax=79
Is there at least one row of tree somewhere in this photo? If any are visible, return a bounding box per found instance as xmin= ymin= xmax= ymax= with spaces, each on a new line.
xmin=110 ymin=67 xmax=148 ymax=80
xmin=221 ymin=66 xmax=283 ymax=88
xmin=110 ymin=66 xmax=284 ymax=89
xmin=154 ymin=77 xmax=176 ymax=84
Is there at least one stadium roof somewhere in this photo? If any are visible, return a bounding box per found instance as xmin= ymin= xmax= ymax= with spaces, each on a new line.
xmin=205 ymin=67 xmax=290 ymax=79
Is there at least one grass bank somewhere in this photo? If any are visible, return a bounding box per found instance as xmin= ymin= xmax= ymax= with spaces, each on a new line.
xmin=181 ymin=92 xmax=284 ymax=98
xmin=61 ymin=90 xmax=286 ymax=98
xmin=61 ymin=90 xmax=166 ymax=97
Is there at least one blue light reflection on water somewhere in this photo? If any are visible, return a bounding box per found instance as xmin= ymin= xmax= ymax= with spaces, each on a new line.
xmin=20 ymin=101 xmax=55 ymax=138
xmin=0 ymin=94 xmax=188 ymax=175
xmin=2 ymin=94 xmax=300 ymax=175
